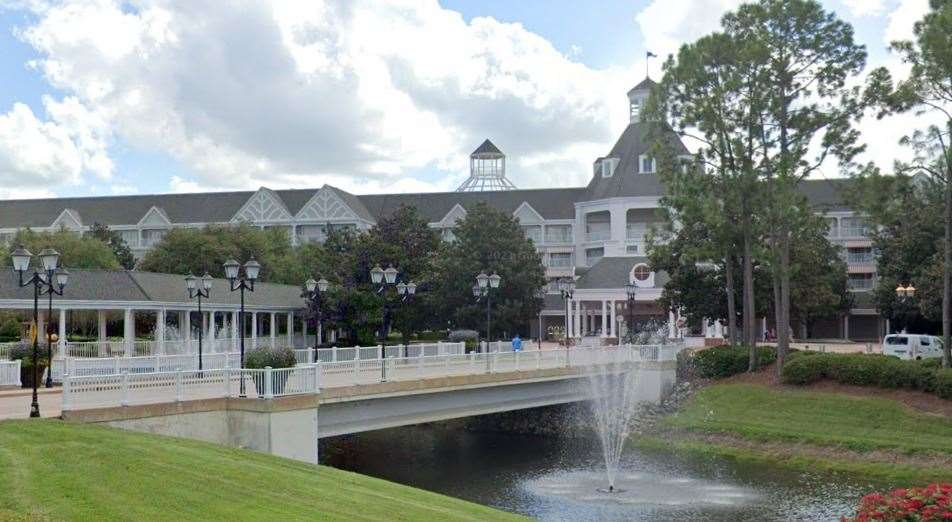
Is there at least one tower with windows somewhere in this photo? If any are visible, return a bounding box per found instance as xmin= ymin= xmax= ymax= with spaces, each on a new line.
xmin=456 ymin=139 xmax=518 ymax=192
xmin=627 ymin=77 xmax=656 ymax=123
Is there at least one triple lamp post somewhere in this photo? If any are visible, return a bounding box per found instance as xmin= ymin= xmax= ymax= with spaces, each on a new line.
xmin=472 ymin=271 xmax=501 ymax=349
xmin=185 ymin=273 xmax=213 ymax=371
xmin=302 ymin=276 xmax=330 ymax=362
xmin=11 ymin=246 xmax=69 ymax=418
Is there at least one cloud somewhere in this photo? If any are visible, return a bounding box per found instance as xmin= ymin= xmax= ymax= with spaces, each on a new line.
xmin=0 ymin=97 xmax=111 ymax=188
xmin=841 ymin=0 xmax=886 ymax=17
xmin=635 ymin=0 xmax=743 ymax=61
xmin=884 ymin=0 xmax=929 ymax=43
xmin=11 ymin=0 xmax=632 ymax=192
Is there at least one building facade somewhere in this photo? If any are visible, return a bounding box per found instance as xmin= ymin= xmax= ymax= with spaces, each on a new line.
xmin=0 ymin=79 xmax=880 ymax=342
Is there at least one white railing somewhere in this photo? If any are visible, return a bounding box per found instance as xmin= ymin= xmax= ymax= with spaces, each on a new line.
xmin=61 ymin=344 xmax=679 ymax=412
xmin=0 ymin=360 xmax=21 ymax=386
xmin=50 ymin=352 xmax=242 ymax=381
xmin=301 ymin=342 xmax=466 ymax=364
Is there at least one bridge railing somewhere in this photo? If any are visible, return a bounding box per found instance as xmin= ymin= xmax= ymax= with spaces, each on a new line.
xmin=60 ymin=344 xmax=679 ymax=411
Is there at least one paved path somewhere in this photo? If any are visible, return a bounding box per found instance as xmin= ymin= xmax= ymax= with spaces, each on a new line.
xmin=0 ymin=388 xmax=62 ymax=420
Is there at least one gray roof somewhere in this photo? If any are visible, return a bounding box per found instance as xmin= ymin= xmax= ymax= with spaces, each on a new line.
xmin=0 ymin=269 xmax=304 ymax=309
xmin=799 ymin=178 xmax=853 ymax=212
xmin=359 ymin=187 xmax=585 ymax=222
xmin=627 ymin=77 xmax=657 ymax=95
xmin=575 ymin=257 xmax=669 ymax=290
xmin=472 ymin=139 xmax=503 ymax=156
xmin=585 ymin=122 xmax=689 ymax=200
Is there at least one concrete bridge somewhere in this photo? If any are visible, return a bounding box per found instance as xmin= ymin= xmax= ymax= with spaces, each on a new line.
xmin=60 ymin=346 xmax=678 ymax=464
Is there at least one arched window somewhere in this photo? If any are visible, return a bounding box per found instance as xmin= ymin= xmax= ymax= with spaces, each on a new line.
xmin=633 ymin=264 xmax=651 ymax=281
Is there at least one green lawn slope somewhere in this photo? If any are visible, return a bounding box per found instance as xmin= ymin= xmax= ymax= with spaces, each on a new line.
xmin=0 ymin=420 xmax=525 ymax=521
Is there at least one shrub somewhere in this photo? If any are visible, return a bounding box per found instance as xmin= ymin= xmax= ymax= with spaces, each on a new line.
xmin=447 ymin=330 xmax=478 ymax=343
xmin=8 ymin=342 xmax=48 ymax=368
xmin=691 ymin=345 xmax=776 ymax=379
xmin=842 ymin=483 xmax=952 ymax=521
xmin=781 ymin=354 xmax=833 ymax=385
xmin=244 ymin=347 xmax=296 ymax=370
xmin=937 ymin=369 xmax=952 ymax=400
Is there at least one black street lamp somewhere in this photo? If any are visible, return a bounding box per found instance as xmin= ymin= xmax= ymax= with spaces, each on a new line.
xmin=535 ymin=287 xmax=546 ymax=350
xmin=44 ymin=266 xmax=69 ymax=388
xmin=625 ymin=282 xmax=637 ymax=343
xmin=186 ymin=273 xmax=213 ymax=371
xmin=474 ymin=271 xmax=502 ymax=348
xmin=302 ymin=277 xmax=330 ymax=362
xmin=558 ymin=277 xmax=575 ymax=346
xmin=370 ymin=264 xmax=417 ymax=377
xmin=11 ymin=246 xmax=68 ymax=417
xmin=223 ymin=258 xmax=259 ymax=372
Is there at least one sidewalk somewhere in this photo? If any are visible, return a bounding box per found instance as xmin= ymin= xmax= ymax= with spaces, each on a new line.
xmin=0 ymin=387 xmax=62 ymax=420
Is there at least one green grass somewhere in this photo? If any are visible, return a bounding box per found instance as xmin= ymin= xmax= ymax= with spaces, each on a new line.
xmin=667 ymin=383 xmax=952 ymax=454
xmin=0 ymin=420 xmax=524 ymax=521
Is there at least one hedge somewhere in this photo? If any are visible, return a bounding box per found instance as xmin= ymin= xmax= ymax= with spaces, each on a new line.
xmin=690 ymin=345 xmax=776 ymax=379
xmin=781 ymin=352 xmax=952 ymax=401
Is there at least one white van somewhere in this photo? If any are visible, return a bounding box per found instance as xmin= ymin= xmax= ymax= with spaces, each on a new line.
xmin=882 ymin=334 xmax=944 ymax=360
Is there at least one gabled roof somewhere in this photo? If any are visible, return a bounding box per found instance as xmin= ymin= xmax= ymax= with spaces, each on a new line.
xmin=584 ymin=122 xmax=689 ymax=200
xmin=231 ymin=187 xmax=293 ymax=223
xmin=51 ymin=208 xmax=83 ymax=230
xmin=627 ymin=77 xmax=657 ymax=96
xmin=575 ymin=257 xmax=669 ymax=290
xmin=472 ymin=139 xmax=503 ymax=156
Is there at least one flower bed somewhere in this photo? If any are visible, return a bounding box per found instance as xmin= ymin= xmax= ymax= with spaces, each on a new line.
xmin=843 ymin=484 xmax=952 ymax=521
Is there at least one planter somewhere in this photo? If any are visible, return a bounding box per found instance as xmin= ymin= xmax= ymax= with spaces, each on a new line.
xmin=251 ymin=369 xmax=291 ymax=397
xmin=20 ymin=364 xmax=47 ymax=389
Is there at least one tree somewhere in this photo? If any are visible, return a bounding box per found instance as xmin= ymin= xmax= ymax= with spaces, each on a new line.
xmin=0 ymin=229 xmax=120 ymax=270
xmin=724 ymin=0 xmax=866 ymax=374
xmin=86 ymin=223 xmax=135 ymax=269
xmin=138 ymin=224 xmax=293 ymax=281
xmin=864 ymin=0 xmax=952 ymax=366
xmin=432 ymin=203 xmax=546 ymax=339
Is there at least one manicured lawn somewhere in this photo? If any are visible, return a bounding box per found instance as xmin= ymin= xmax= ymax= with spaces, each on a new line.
xmin=666 ymin=383 xmax=952 ymax=454
xmin=0 ymin=420 xmax=524 ymax=521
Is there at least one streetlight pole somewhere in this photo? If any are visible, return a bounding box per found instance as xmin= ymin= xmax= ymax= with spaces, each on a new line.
xmin=559 ymin=278 xmax=575 ymax=347
xmin=475 ymin=271 xmax=502 ymax=350
xmin=10 ymin=246 xmax=68 ymax=417
xmin=224 ymin=258 xmax=259 ymax=396
xmin=370 ymin=264 xmax=416 ymax=379
xmin=302 ymin=277 xmax=330 ymax=363
xmin=895 ymin=283 xmax=917 ymax=333
xmin=625 ymin=282 xmax=637 ymax=343
xmin=186 ymin=273 xmax=213 ymax=371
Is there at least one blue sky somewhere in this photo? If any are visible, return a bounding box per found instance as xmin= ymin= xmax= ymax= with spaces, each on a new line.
xmin=0 ymin=0 xmax=932 ymax=200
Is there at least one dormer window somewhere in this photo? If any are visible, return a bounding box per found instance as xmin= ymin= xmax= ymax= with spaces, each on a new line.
xmin=598 ymin=157 xmax=619 ymax=178
xmin=639 ymin=155 xmax=656 ymax=174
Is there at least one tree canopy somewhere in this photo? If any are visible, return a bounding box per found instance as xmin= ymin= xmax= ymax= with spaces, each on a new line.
xmin=1 ymin=229 xmax=121 ymax=270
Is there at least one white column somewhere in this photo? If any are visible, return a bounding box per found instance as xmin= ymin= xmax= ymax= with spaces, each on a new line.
xmin=270 ymin=312 xmax=277 ymax=348
xmin=182 ymin=311 xmax=191 ymax=353
xmin=231 ymin=311 xmax=239 ymax=352
xmin=202 ymin=312 xmax=209 ymax=342
xmin=37 ymin=311 xmax=46 ymax=347
xmin=58 ymin=308 xmax=67 ymax=358
xmin=208 ymin=311 xmax=216 ymax=346
xmin=761 ymin=317 xmax=768 ymax=341
xmin=600 ymin=301 xmax=608 ymax=338
xmin=97 ymin=310 xmax=107 ymax=357
xmin=251 ymin=312 xmax=258 ymax=349
xmin=566 ymin=299 xmax=574 ymax=338
xmin=668 ymin=310 xmax=677 ymax=339
xmin=703 ymin=318 xmax=712 ymax=339
xmin=609 ymin=300 xmax=616 ymax=338
xmin=287 ymin=312 xmax=294 ymax=348
xmin=573 ymin=300 xmax=581 ymax=338
xmin=156 ymin=309 xmax=166 ymax=355
xmin=123 ymin=308 xmax=134 ymax=356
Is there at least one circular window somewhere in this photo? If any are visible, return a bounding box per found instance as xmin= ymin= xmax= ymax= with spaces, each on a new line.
xmin=633 ymin=264 xmax=651 ymax=282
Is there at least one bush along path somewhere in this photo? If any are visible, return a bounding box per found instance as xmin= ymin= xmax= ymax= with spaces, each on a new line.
xmin=635 ymin=345 xmax=952 ymax=484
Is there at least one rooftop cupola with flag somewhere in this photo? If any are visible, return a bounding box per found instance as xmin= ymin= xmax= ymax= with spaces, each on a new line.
xmin=627 ymin=77 xmax=656 ymax=123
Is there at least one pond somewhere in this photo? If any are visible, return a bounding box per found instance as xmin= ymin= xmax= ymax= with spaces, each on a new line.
xmin=321 ymin=424 xmax=888 ymax=521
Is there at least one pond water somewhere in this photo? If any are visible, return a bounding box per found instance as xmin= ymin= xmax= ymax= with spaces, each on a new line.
xmin=321 ymin=424 xmax=888 ymax=521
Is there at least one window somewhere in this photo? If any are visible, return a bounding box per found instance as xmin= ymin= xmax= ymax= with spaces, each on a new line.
xmin=626 ymin=222 xmax=647 ymax=240
xmin=297 ymin=224 xmax=326 ymax=243
xmin=885 ymin=336 xmax=908 ymax=346
xmin=841 ymin=217 xmax=870 ymax=238
xmin=545 ymin=225 xmax=573 ymax=244
xmin=585 ymin=247 xmax=604 ymax=266
xmin=848 ymin=273 xmax=874 ymax=290
xmin=920 ymin=336 xmax=931 ymax=346
xmin=598 ymin=157 xmax=618 ymax=178
xmin=117 ymin=229 xmax=138 ymax=247
xmin=441 ymin=228 xmax=456 ymax=242
xmin=141 ymin=229 xmax=168 ymax=247
xmin=639 ymin=155 xmax=655 ymax=174
xmin=633 ymin=264 xmax=651 ymax=281
xmin=549 ymin=252 xmax=573 ymax=268
xmin=626 ymin=245 xmax=639 ymax=254
xmin=522 ymin=225 xmax=542 ymax=244
xmin=846 ymin=247 xmax=873 ymax=264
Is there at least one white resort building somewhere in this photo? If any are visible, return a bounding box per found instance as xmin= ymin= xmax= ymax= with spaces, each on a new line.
xmin=0 ymin=79 xmax=880 ymax=344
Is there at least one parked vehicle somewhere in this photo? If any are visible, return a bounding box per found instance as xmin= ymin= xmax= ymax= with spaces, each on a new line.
xmin=882 ymin=334 xmax=944 ymax=360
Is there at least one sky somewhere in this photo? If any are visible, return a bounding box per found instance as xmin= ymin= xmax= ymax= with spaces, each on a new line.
xmin=0 ymin=0 xmax=936 ymax=200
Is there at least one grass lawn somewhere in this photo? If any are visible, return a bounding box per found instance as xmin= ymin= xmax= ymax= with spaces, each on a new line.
xmin=643 ymin=383 xmax=952 ymax=483
xmin=667 ymin=383 xmax=952 ymax=454
xmin=0 ymin=420 xmax=524 ymax=521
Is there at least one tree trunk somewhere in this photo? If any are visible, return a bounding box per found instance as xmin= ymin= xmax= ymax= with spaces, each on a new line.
xmin=725 ymin=253 xmax=739 ymax=346
xmin=777 ymin=225 xmax=792 ymax=376
xmin=743 ymin=217 xmax=757 ymax=370
xmin=944 ymin=168 xmax=951 ymax=368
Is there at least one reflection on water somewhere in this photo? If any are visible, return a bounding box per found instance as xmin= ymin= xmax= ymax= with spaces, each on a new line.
xmin=321 ymin=425 xmax=885 ymax=521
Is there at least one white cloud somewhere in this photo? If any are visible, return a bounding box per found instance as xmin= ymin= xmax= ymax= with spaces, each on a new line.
xmin=884 ymin=0 xmax=929 ymax=43
xmin=0 ymin=97 xmax=111 ymax=188
xmin=635 ymin=0 xmax=743 ymax=64
xmin=12 ymin=0 xmax=630 ymax=192
xmin=841 ymin=0 xmax=886 ymax=17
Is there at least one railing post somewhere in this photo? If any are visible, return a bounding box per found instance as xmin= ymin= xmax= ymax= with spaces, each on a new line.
xmin=312 ymin=363 xmax=320 ymax=393
xmin=264 ymin=367 xmax=274 ymax=399
xmin=417 ymin=351 xmax=424 ymax=376
xmin=113 ymin=357 xmax=120 ymax=375
xmin=154 ymin=354 xmax=160 ymax=372
xmin=565 ymin=346 xmax=570 ymax=368
xmin=120 ymin=371 xmax=129 ymax=406
xmin=515 ymin=350 xmax=520 ymax=371
xmin=491 ymin=351 xmax=496 ymax=373
xmin=175 ymin=370 xmax=183 ymax=402
xmin=61 ymin=371 xmax=71 ymax=411
xmin=224 ymin=367 xmax=231 ymax=397
xmin=537 ymin=348 xmax=542 ymax=370
xmin=308 ymin=347 xmax=315 ymax=364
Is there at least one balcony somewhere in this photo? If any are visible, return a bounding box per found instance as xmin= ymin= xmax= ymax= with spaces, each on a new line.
xmin=848 ymin=276 xmax=874 ymax=291
xmin=586 ymin=229 xmax=611 ymax=242
xmin=548 ymin=254 xmax=573 ymax=268
xmin=545 ymin=227 xmax=574 ymax=244
xmin=846 ymin=251 xmax=874 ymax=264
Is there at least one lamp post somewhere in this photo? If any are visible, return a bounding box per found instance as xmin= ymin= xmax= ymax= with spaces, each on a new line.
xmin=11 ymin=246 xmax=68 ymax=417
xmin=896 ymin=283 xmax=916 ymax=301
xmin=223 ymin=258 xmax=259 ymax=373
xmin=370 ymin=264 xmax=417 ymax=378
xmin=535 ymin=287 xmax=546 ymax=350
xmin=186 ymin=273 xmax=213 ymax=371
xmin=474 ymin=271 xmax=501 ymax=349
xmin=625 ymin=282 xmax=637 ymax=343
xmin=302 ymin=277 xmax=330 ymax=362
xmin=558 ymin=277 xmax=575 ymax=346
